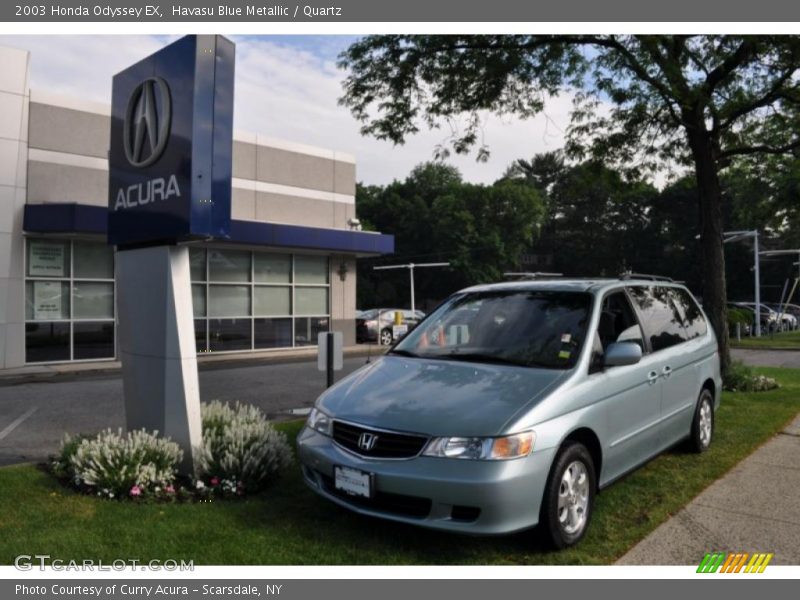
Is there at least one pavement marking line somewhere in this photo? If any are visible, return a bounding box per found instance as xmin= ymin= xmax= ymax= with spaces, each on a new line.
xmin=0 ymin=407 xmax=38 ymax=442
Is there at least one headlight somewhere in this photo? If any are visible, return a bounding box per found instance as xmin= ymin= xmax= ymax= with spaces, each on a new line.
xmin=306 ymin=407 xmax=333 ymax=436
xmin=422 ymin=431 xmax=534 ymax=460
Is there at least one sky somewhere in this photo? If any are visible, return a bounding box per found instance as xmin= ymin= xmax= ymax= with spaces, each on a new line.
xmin=0 ymin=34 xmax=577 ymax=186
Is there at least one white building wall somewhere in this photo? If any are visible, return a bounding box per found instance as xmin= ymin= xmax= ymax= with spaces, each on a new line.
xmin=0 ymin=46 xmax=29 ymax=370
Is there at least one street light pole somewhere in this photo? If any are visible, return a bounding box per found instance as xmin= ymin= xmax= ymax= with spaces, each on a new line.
xmin=373 ymin=262 xmax=450 ymax=315
xmin=723 ymin=230 xmax=761 ymax=337
xmin=754 ymin=231 xmax=761 ymax=337
xmin=409 ymin=264 xmax=416 ymax=314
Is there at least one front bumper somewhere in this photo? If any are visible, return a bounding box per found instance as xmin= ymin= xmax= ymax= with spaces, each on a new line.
xmin=296 ymin=426 xmax=555 ymax=535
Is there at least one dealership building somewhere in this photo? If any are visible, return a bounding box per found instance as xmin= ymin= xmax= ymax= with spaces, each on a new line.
xmin=0 ymin=44 xmax=394 ymax=371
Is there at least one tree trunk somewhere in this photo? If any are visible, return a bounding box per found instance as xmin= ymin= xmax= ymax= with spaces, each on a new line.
xmin=687 ymin=127 xmax=732 ymax=376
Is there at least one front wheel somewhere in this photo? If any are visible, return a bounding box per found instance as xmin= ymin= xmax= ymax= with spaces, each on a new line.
xmin=540 ymin=441 xmax=596 ymax=549
xmin=688 ymin=388 xmax=714 ymax=453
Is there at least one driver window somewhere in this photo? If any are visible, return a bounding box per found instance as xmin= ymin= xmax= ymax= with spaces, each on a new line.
xmin=591 ymin=291 xmax=645 ymax=371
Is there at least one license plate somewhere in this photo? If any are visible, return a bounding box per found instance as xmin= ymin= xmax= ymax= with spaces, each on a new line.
xmin=334 ymin=466 xmax=373 ymax=498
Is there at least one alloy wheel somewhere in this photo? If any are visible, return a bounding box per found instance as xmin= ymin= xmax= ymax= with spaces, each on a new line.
xmin=557 ymin=460 xmax=590 ymax=535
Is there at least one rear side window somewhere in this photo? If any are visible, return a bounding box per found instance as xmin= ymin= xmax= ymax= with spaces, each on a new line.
xmin=627 ymin=286 xmax=688 ymax=351
xmin=671 ymin=288 xmax=708 ymax=339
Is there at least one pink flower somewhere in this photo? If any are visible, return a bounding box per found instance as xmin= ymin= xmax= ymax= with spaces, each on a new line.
xmin=165 ymin=485 xmax=175 ymax=494
xmin=129 ymin=485 xmax=142 ymax=497
xmin=210 ymin=477 xmax=220 ymax=486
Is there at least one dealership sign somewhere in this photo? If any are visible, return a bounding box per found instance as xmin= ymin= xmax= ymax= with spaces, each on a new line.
xmin=108 ymin=35 xmax=235 ymax=247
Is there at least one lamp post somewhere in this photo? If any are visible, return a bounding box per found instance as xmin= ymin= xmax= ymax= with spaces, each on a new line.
xmin=723 ymin=230 xmax=761 ymax=337
xmin=373 ymin=262 xmax=450 ymax=314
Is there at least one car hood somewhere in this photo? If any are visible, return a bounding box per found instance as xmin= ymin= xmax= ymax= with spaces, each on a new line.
xmin=317 ymin=355 xmax=568 ymax=437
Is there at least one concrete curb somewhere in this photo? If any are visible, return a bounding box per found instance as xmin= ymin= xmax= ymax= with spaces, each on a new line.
xmin=731 ymin=345 xmax=800 ymax=352
xmin=0 ymin=344 xmax=388 ymax=386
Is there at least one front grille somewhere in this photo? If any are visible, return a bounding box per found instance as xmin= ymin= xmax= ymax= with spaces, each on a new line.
xmin=319 ymin=473 xmax=432 ymax=518
xmin=332 ymin=421 xmax=428 ymax=459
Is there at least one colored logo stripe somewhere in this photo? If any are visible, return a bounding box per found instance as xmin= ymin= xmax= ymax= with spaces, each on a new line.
xmin=697 ymin=552 xmax=773 ymax=573
xmin=697 ymin=552 xmax=726 ymax=573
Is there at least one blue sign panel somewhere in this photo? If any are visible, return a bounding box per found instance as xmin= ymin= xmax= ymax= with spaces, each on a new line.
xmin=108 ymin=35 xmax=235 ymax=247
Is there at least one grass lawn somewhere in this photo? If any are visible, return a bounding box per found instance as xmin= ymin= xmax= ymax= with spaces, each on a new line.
xmin=732 ymin=329 xmax=800 ymax=349
xmin=1 ymin=367 xmax=799 ymax=566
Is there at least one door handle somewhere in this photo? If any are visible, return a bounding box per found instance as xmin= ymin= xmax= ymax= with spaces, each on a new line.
xmin=662 ymin=366 xmax=672 ymax=378
xmin=647 ymin=371 xmax=659 ymax=384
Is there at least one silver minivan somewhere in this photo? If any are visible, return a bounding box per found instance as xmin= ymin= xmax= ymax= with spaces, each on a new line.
xmin=297 ymin=278 xmax=721 ymax=548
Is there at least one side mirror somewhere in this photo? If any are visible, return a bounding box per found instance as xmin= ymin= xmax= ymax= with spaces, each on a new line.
xmin=604 ymin=342 xmax=642 ymax=367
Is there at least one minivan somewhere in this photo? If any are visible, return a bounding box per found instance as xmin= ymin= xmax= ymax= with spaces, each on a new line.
xmin=297 ymin=278 xmax=721 ymax=548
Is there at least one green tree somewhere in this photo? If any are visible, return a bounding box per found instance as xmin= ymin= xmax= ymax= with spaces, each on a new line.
xmin=340 ymin=35 xmax=800 ymax=374
xmin=528 ymin=160 xmax=657 ymax=277
xmin=357 ymin=163 xmax=545 ymax=308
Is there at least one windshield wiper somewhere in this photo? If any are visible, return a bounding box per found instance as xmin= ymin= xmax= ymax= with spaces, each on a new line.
xmin=389 ymin=349 xmax=420 ymax=358
xmin=442 ymin=352 xmax=525 ymax=367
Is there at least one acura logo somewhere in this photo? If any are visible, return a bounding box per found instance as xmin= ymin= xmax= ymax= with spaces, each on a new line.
xmin=123 ymin=77 xmax=172 ymax=168
xmin=357 ymin=432 xmax=379 ymax=452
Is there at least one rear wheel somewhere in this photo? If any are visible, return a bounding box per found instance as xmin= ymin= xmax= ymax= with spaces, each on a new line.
xmin=379 ymin=328 xmax=393 ymax=346
xmin=688 ymin=388 xmax=714 ymax=453
xmin=540 ymin=441 xmax=596 ymax=549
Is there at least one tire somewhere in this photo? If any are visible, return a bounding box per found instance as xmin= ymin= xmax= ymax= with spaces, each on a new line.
xmin=379 ymin=328 xmax=393 ymax=346
xmin=540 ymin=441 xmax=596 ymax=549
xmin=688 ymin=388 xmax=714 ymax=453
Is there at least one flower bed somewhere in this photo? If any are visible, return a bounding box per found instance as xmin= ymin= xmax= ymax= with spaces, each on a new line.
xmin=50 ymin=401 xmax=292 ymax=501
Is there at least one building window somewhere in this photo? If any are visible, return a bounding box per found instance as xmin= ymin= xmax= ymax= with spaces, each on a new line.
xmin=191 ymin=250 xmax=330 ymax=353
xmin=24 ymin=239 xmax=115 ymax=363
xmin=23 ymin=243 xmax=331 ymax=361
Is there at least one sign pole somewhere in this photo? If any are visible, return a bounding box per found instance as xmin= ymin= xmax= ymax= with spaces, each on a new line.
xmin=318 ymin=331 xmax=343 ymax=388
xmin=116 ymin=246 xmax=202 ymax=475
xmin=327 ymin=332 xmax=334 ymax=388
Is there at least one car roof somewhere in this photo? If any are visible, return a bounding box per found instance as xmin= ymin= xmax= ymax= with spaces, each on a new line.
xmin=459 ymin=278 xmax=690 ymax=295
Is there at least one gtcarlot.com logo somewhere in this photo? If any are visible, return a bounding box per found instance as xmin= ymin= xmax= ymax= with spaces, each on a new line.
xmin=14 ymin=555 xmax=194 ymax=572
xmin=697 ymin=552 xmax=774 ymax=573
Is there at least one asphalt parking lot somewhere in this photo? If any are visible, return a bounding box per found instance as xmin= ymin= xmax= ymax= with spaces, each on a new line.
xmin=1 ymin=349 xmax=796 ymax=467
xmin=731 ymin=348 xmax=800 ymax=368
xmin=0 ymin=356 xmax=369 ymax=466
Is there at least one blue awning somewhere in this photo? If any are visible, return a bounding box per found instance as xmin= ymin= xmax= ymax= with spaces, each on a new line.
xmin=23 ymin=203 xmax=394 ymax=256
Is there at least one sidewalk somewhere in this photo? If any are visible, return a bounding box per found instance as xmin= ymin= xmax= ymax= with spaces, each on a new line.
xmin=617 ymin=413 xmax=800 ymax=565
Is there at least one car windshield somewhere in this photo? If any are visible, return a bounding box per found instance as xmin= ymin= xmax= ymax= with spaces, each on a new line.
xmin=392 ymin=290 xmax=592 ymax=369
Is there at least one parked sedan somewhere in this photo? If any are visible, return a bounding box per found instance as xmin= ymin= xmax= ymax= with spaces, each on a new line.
xmin=731 ymin=302 xmax=780 ymax=333
xmin=764 ymin=303 xmax=799 ymax=331
xmin=356 ymin=309 xmax=426 ymax=345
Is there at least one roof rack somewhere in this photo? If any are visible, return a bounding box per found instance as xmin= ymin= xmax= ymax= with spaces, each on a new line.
xmin=503 ymin=272 xmax=564 ymax=281
xmin=619 ymin=272 xmax=675 ymax=282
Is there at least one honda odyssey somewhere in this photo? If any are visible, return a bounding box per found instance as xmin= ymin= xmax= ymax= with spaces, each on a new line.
xmin=297 ymin=278 xmax=721 ymax=548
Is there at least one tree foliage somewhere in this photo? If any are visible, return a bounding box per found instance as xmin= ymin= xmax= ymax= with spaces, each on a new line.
xmin=340 ymin=35 xmax=800 ymax=373
xmin=357 ymin=163 xmax=545 ymax=309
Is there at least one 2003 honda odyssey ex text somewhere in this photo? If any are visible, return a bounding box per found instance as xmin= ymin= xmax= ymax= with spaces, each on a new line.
xmin=297 ymin=278 xmax=721 ymax=547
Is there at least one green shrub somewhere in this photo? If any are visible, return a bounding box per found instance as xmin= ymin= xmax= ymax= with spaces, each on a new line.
xmin=728 ymin=307 xmax=753 ymax=329
xmin=724 ymin=360 xmax=779 ymax=392
xmin=197 ymin=401 xmax=292 ymax=495
xmin=51 ymin=433 xmax=88 ymax=479
xmin=61 ymin=428 xmax=182 ymax=499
